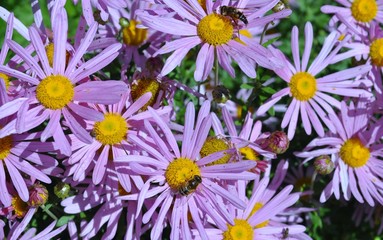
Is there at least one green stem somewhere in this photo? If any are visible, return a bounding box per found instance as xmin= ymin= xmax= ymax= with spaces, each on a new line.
xmin=40 ymin=204 xmax=58 ymax=220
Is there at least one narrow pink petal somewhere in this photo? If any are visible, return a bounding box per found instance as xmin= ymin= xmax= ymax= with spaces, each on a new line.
xmin=305 ymin=101 xmax=325 ymax=137
xmin=0 ymin=162 xmax=11 ymax=206
xmin=150 ymin=195 xmax=173 ymax=240
xmin=190 ymin=116 xmax=212 ymax=160
xmin=9 ymin=208 xmax=35 ymax=239
xmin=320 ymin=180 xmax=334 ymax=203
xmin=0 ymin=7 xmax=29 ymax=40
xmin=203 ymin=178 xmax=245 ymax=209
xmin=287 ymin=100 xmax=300 ymax=140
xmin=65 ymin=22 xmax=98 ymax=76
xmin=182 ymin=102 xmax=195 ymax=157
xmin=67 ymin=102 xmax=104 ymax=121
xmin=156 ymin=36 xmax=201 ymax=55
xmin=217 ymin=46 xmax=235 ymax=77
xmin=41 ymin=110 xmax=60 ymax=142
xmin=189 ymin=198 xmax=209 ymax=240
xmin=52 ymin=9 xmax=68 ymax=75
xmin=281 ymin=99 xmax=297 ymax=129
xmin=122 ymin=92 xmax=151 ymax=119
xmin=4 ymin=160 xmax=28 ymax=201
xmin=92 ymin=145 xmax=109 ymax=184
xmin=302 ymin=22 xmax=313 ymax=71
xmin=222 ymin=107 xmax=237 ymax=136
xmin=148 ymin=108 xmax=181 ymax=158
xmin=163 ymin=0 xmax=199 ymax=23
xmin=53 ymin=126 xmax=72 ymax=156
xmin=29 ymin=26 xmax=51 ymax=76
xmin=194 ymin=44 xmax=214 ymax=81
xmin=291 ymin=26 xmax=301 ymax=72
xmin=74 ymin=81 xmax=127 ymax=104
xmin=0 ymin=13 xmax=14 ymax=65
xmin=256 ymin=88 xmax=289 ymax=116
xmin=8 ymin=155 xmax=51 ymax=183
xmin=62 ymin=108 xmax=92 ymax=144
xmin=0 ymin=65 xmax=38 ymax=85
xmin=300 ymin=102 xmax=312 ymax=135
xmin=0 ymin=97 xmax=28 ymax=119
xmin=139 ymin=13 xmax=196 ymax=36
xmin=128 ymin=134 xmax=169 ymax=164
xmin=161 ymin=44 xmax=197 ymax=76
xmin=317 ymin=65 xmax=371 ymax=83
xmin=144 ymin=120 xmax=175 ymax=161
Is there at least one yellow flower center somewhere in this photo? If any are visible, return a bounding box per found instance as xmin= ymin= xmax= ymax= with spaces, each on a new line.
xmin=223 ymin=219 xmax=253 ymax=240
xmin=165 ymin=157 xmax=201 ymax=191
xmin=239 ymin=147 xmax=259 ymax=161
xmin=36 ymin=75 xmax=74 ymax=109
xmin=351 ymin=0 xmax=378 ymax=23
xmin=122 ymin=20 xmax=148 ymax=46
xmin=93 ymin=113 xmax=128 ymax=145
xmin=0 ymin=73 xmax=10 ymax=90
xmin=0 ymin=135 xmax=12 ymax=160
xmin=289 ymin=72 xmax=317 ymax=101
xmin=45 ymin=43 xmax=70 ymax=67
xmin=339 ymin=137 xmax=370 ymax=168
xmin=131 ymin=78 xmax=160 ymax=111
xmin=197 ymin=13 xmax=233 ymax=46
xmin=249 ymin=202 xmax=269 ymax=228
xmin=200 ymin=137 xmax=231 ymax=165
xmin=11 ymin=195 xmax=29 ymax=218
xmin=370 ymin=38 xmax=383 ymax=67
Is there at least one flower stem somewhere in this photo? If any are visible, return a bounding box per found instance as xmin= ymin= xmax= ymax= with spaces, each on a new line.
xmin=40 ymin=204 xmax=58 ymax=220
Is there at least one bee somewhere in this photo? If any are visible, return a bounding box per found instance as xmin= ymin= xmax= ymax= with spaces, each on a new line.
xmin=281 ymin=228 xmax=289 ymax=239
xmin=220 ymin=6 xmax=248 ymax=25
xmin=179 ymin=175 xmax=202 ymax=196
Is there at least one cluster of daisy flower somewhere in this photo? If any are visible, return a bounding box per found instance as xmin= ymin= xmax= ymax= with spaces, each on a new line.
xmin=0 ymin=0 xmax=382 ymax=239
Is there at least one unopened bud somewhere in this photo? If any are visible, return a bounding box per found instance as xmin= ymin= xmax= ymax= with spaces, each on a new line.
xmin=28 ymin=183 xmax=48 ymax=207
xmin=54 ymin=182 xmax=71 ymax=199
xmin=267 ymin=131 xmax=289 ymax=154
xmin=314 ymin=155 xmax=334 ymax=175
xmin=212 ymin=85 xmax=231 ymax=104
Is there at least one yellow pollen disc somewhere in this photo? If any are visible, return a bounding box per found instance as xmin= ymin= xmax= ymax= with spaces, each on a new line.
xmin=197 ymin=13 xmax=233 ymax=46
xmin=131 ymin=78 xmax=160 ymax=111
xmin=223 ymin=219 xmax=254 ymax=240
xmin=0 ymin=73 xmax=10 ymax=89
xmin=239 ymin=147 xmax=259 ymax=161
xmin=340 ymin=137 xmax=370 ymax=168
xmin=45 ymin=43 xmax=70 ymax=67
xmin=200 ymin=137 xmax=231 ymax=165
xmin=0 ymin=135 xmax=12 ymax=160
xmin=36 ymin=75 xmax=74 ymax=110
xmin=249 ymin=202 xmax=269 ymax=228
xmin=165 ymin=157 xmax=201 ymax=190
xmin=289 ymin=72 xmax=317 ymax=101
xmin=122 ymin=20 xmax=148 ymax=46
xmin=370 ymin=38 xmax=383 ymax=66
xmin=11 ymin=195 xmax=29 ymax=218
xmin=351 ymin=0 xmax=378 ymax=23
xmin=93 ymin=113 xmax=128 ymax=145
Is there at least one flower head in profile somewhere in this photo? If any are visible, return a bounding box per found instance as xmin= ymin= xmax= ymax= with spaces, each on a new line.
xmin=257 ymin=22 xmax=372 ymax=139
xmin=137 ymin=0 xmax=291 ymax=81
xmin=0 ymin=1 xmax=127 ymax=156
xmin=295 ymin=99 xmax=383 ymax=206
xmin=115 ymin=101 xmax=259 ymax=239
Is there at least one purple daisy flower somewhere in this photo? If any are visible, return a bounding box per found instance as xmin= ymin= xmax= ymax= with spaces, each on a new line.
xmin=0 ymin=208 xmax=67 ymax=240
xmin=257 ymin=22 xmax=373 ymax=139
xmin=62 ymin=162 xmax=144 ymax=239
xmin=0 ymin=80 xmax=61 ymax=205
xmin=115 ymin=100 xmax=259 ymax=239
xmin=295 ymin=99 xmax=383 ymax=206
xmin=63 ymin=91 xmax=171 ymax=187
xmin=192 ymin=160 xmax=308 ymax=240
xmin=0 ymin=1 xmax=127 ymax=156
xmin=137 ymin=0 xmax=291 ymax=81
xmin=321 ymin=0 xmax=383 ymax=36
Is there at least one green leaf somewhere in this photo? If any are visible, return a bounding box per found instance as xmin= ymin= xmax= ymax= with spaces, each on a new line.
xmin=262 ymin=87 xmax=276 ymax=94
xmin=57 ymin=215 xmax=75 ymax=227
xmin=240 ymin=83 xmax=254 ymax=89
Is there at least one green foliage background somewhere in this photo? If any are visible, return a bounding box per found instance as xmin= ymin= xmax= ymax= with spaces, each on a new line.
xmin=0 ymin=0 xmax=382 ymax=239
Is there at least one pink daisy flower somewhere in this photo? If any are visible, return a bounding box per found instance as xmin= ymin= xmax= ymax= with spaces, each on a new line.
xmin=295 ymin=100 xmax=383 ymax=206
xmin=115 ymin=101 xmax=259 ymax=239
xmin=257 ymin=22 xmax=373 ymax=139
xmin=62 ymin=163 xmax=143 ymax=239
xmin=321 ymin=0 xmax=383 ymax=36
xmin=0 ymin=208 xmax=67 ymax=240
xmin=63 ymin=91 xmax=171 ymax=186
xmin=0 ymin=2 xmax=127 ymax=156
xmin=192 ymin=160 xmax=308 ymax=240
xmin=137 ymin=0 xmax=291 ymax=81
xmin=0 ymin=80 xmax=61 ymax=205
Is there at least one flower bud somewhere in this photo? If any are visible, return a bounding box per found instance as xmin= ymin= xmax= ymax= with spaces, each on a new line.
xmin=267 ymin=131 xmax=289 ymax=154
xmin=28 ymin=183 xmax=48 ymax=207
xmin=54 ymin=182 xmax=71 ymax=199
xmin=314 ymin=155 xmax=334 ymax=175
